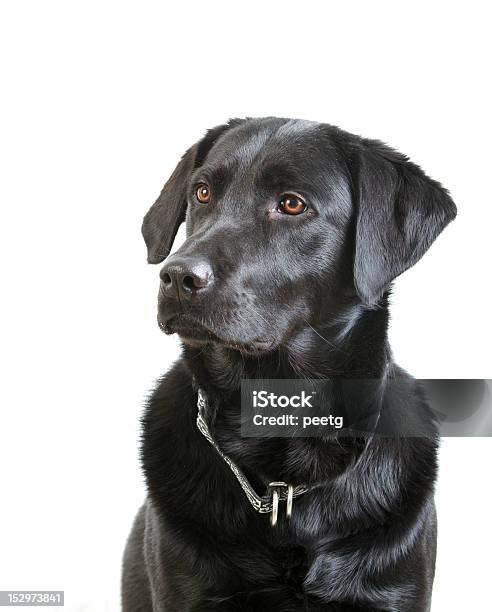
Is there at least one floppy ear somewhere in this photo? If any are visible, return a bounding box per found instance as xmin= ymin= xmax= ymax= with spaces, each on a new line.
xmin=353 ymin=140 xmax=457 ymax=305
xmin=142 ymin=120 xmax=242 ymax=263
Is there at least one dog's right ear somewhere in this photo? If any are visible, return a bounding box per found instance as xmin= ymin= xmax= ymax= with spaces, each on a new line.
xmin=142 ymin=120 xmax=242 ymax=263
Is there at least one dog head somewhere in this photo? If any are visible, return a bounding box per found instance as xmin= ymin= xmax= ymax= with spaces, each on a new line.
xmin=143 ymin=118 xmax=456 ymax=354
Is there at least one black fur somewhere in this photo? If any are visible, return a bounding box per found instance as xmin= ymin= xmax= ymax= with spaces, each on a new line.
xmin=122 ymin=118 xmax=456 ymax=611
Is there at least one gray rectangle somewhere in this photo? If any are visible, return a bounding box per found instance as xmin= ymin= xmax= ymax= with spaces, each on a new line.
xmin=240 ymin=378 xmax=492 ymax=437
xmin=0 ymin=592 xmax=64 ymax=606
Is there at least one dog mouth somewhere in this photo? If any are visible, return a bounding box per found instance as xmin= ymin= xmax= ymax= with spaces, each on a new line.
xmin=158 ymin=314 xmax=276 ymax=355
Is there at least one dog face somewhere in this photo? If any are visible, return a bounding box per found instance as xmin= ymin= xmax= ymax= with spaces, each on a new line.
xmin=143 ymin=118 xmax=456 ymax=354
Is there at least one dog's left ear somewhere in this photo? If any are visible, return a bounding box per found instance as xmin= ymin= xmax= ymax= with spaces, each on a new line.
xmin=353 ymin=140 xmax=457 ymax=305
xmin=142 ymin=120 xmax=242 ymax=263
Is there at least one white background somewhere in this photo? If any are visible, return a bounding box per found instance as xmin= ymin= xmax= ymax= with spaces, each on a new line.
xmin=1 ymin=1 xmax=491 ymax=610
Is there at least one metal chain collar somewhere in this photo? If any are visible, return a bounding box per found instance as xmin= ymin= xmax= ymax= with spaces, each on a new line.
xmin=196 ymin=389 xmax=313 ymax=524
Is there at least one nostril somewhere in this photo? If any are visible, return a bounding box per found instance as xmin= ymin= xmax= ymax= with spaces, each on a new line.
xmin=182 ymin=275 xmax=199 ymax=291
xmin=161 ymin=272 xmax=172 ymax=288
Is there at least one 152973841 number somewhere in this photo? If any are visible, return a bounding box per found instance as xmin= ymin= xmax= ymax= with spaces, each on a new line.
xmin=0 ymin=591 xmax=64 ymax=606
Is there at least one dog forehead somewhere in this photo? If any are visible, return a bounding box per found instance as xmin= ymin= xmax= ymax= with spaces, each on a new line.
xmin=205 ymin=118 xmax=341 ymax=185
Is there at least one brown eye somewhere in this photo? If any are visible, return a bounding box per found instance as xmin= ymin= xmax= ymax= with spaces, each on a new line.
xmin=278 ymin=194 xmax=307 ymax=215
xmin=195 ymin=183 xmax=212 ymax=204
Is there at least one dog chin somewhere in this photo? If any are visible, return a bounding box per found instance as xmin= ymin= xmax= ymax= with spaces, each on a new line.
xmin=179 ymin=332 xmax=277 ymax=356
xmin=213 ymin=338 xmax=276 ymax=356
xmin=159 ymin=314 xmax=276 ymax=355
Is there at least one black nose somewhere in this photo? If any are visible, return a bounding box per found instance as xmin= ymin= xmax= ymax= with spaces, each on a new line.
xmin=159 ymin=256 xmax=213 ymax=297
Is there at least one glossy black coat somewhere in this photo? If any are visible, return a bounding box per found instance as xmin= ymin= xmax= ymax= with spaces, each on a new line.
xmin=122 ymin=118 xmax=455 ymax=611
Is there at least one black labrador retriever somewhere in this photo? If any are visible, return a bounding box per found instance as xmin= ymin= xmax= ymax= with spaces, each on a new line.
xmin=122 ymin=118 xmax=456 ymax=611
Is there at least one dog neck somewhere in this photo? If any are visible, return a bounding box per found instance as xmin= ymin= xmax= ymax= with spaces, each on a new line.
xmin=179 ymin=300 xmax=390 ymax=489
xmin=184 ymin=297 xmax=391 ymax=397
